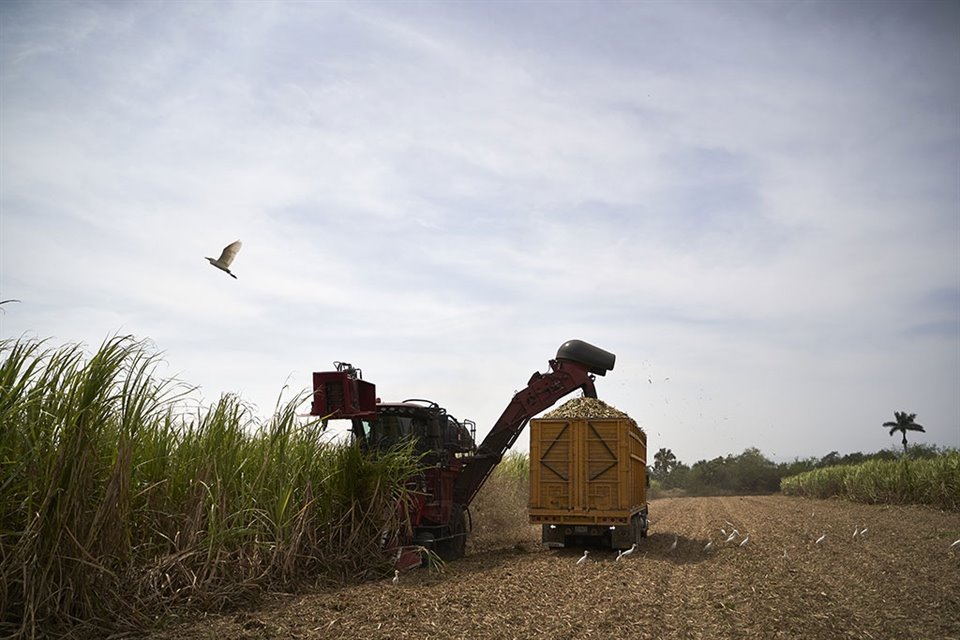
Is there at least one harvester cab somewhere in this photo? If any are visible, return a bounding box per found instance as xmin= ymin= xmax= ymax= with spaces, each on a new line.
xmin=353 ymin=400 xmax=476 ymax=459
xmin=310 ymin=366 xmax=476 ymax=458
xmin=309 ymin=339 xmax=615 ymax=566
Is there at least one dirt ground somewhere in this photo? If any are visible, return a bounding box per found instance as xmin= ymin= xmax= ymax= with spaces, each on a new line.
xmin=148 ymin=496 xmax=960 ymax=640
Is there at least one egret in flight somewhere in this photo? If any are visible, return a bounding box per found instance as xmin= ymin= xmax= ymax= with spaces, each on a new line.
xmin=206 ymin=240 xmax=242 ymax=279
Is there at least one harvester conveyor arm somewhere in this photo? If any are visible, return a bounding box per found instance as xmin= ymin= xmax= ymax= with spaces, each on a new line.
xmin=452 ymin=356 xmax=600 ymax=508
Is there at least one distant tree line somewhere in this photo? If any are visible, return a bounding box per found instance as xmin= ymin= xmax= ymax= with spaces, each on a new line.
xmin=649 ymin=443 xmax=949 ymax=496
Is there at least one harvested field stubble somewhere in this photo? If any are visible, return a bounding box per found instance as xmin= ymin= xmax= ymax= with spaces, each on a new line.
xmin=148 ymin=495 xmax=960 ymax=640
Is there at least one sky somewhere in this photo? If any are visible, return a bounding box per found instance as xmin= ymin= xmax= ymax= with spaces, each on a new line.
xmin=1 ymin=0 xmax=958 ymax=465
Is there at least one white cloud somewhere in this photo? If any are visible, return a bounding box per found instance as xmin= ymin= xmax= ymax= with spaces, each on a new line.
xmin=1 ymin=0 xmax=957 ymax=463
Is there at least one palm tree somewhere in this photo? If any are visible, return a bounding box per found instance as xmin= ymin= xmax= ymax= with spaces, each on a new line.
xmin=883 ymin=411 xmax=925 ymax=454
xmin=653 ymin=448 xmax=677 ymax=478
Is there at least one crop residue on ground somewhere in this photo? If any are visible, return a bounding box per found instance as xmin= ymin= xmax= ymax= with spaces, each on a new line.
xmin=148 ymin=495 xmax=960 ymax=640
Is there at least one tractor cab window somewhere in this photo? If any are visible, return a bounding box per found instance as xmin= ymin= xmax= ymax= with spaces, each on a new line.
xmin=356 ymin=415 xmax=419 ymax=450
xmin=444 ymin=416 xmax=474 ymax=452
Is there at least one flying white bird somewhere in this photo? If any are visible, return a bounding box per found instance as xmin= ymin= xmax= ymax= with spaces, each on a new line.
xmin=859 ymin=527 xmax=868 ymax=536
xmin=703 ymin=541 xmax=714 ymax=553
xmin=739 ymin=536 xmax=750 ymax=547
xmin=206 ymin=240 xmax=242 ymax=279
xmin=725 ymin=532 xmax=737 ymax=543
xmin=617 ymin=543 xmax=637 ymax=560
xmin=670 ymin=536 xmax=678 ymax=551
xmin=392 ymin=569 xmax=399 ymax=585
xmin=950 ymin=539 xmax=960 ymax=550
xmin=815 ymin=534 xmax=827 ymax=545
xmin=853 ymin=527 xmax=860 ymax=539
xmin=720 ymin=528 xmax=727 ymax=536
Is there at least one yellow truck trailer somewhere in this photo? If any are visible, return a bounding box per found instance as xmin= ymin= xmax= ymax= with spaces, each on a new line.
xmin=528 ymin=415 xmax=648 ymax=549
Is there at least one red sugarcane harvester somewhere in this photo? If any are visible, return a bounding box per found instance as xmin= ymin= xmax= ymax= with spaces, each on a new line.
xmin=309 ymin=339 xmax=615 ymax=568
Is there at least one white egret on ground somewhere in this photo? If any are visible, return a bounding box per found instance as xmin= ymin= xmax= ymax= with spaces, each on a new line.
xmin=576 ymin=550 xmax=590 ymax=565
xmin=392 ymin=569 xmax=399 ymax=585
xmin=617 ymin=544 xmax=637 ymax=560
xmin=670 ymin=536 xmax=678 ymax=551
xmin=782 ymin=549 xmax=789 ymax=559
xmin=816 ymin=534 xmax=826 ymax=545
xmin=206 ymin=240 xmax=242 ymax=279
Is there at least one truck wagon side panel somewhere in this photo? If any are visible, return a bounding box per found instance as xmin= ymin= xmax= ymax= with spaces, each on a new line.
xmin=530 ymin=420 xmax=574 ymax=512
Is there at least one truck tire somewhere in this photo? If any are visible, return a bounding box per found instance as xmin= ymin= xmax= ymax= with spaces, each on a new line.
xmin=632 ymin=512 xmax=649 ymax=544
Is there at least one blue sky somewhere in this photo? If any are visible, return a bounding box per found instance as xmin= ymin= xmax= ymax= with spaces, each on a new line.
xmin=1 ymin=0 xmax=957 ymax=464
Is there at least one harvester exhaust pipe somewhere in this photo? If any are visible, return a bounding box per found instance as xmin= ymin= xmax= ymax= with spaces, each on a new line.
xmin=555 ymin=339 xmax=616 ymax=376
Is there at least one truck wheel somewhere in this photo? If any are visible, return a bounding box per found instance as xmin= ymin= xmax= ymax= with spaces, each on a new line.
xmin=633 ymin=513 xmax=648 ymax=544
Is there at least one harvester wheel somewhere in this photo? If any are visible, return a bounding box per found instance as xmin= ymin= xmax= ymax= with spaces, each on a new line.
xmin=438 ymin=505 xmax=467 ymax=560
